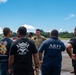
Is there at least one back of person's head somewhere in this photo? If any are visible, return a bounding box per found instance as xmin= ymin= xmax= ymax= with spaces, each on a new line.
xmin=51 ymin=29 xmax=58 ymax=37
xmin=17 ymin=26 xmax=27 ymax=35
xmin=3 ymin=27 xmax=11 ymax=36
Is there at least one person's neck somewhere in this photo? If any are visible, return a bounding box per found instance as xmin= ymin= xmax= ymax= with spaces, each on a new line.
xmin=36 ymin=35 xmax=41 ymax=37
xmin=51 ymin=36 xmax=58 ymax=38
xmin=4 ymin=36 xmax=10 ymax=38
xmin=19 ymin=36 xmax=26 ymax=38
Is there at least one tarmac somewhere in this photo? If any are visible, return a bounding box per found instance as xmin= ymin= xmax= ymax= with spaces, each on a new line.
xmin=39 ymin=51 xmax=74 ymax=75
xmin=61 ymin=51 xmax=74 ymax=75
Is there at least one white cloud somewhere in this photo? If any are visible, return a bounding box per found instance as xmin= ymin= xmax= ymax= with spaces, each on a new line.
xmin=65 ymin=14 xmax=75 ymax=20
xmin=0 ymin=27 xmax=3 ymax=34
xmin=59 ymin=28 xmax=63 ymax=32
xmin=0 ymin=0 xmax=7 ymax=3
xmin=22 ymin=24 xmax=36 ymax=32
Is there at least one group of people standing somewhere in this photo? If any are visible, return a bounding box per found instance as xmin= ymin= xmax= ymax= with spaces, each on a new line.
xmin=0 ymin=26 xmax=76 ymax=75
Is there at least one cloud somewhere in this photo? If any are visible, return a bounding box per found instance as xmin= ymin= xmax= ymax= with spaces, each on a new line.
xmin=59 ymin=28 xmax=63 ymax=32
xmin=65 ymin=14 xmax=75 ymax=20
xmin=0 ymin=27 xmax=3 ymax=34
xmin=0 ymin=0 xmax=7 ymax=3
xmin=22 ymin=24 xmax=36 ymax=32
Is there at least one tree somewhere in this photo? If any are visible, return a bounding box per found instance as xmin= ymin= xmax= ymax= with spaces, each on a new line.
xmin=12 ymin=32 xmax=17 ymax=37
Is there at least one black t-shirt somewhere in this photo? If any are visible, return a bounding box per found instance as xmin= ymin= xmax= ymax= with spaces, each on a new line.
xmin=69 ymin=37 xmax=76 ymax=54
xmin=10 ymin=38 xmax=37 ymax=71
xmin=69 ymin=37 xmax=76 ymax=67
xmin=0 ymin=38 xmax=13 ymax=63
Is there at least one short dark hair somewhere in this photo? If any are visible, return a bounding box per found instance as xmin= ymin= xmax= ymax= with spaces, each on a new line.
xmin=29 ymin=32 xmax=33 ymax=37
xmin=17 ymin=26 xmax=27 ymax=35
xmin=29 ymin=32 xmax=33 ymax=36
xmin=51 ymin=29 xmax=58 ymax=37
xmin=3 ymin=27 xmax=11 ymax=36
xmin=36 ymin=29 xmax=40 ymax=31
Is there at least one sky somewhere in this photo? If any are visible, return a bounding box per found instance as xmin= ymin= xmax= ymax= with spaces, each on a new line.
xmin=0 ymin=0 xmax=76 ymax=34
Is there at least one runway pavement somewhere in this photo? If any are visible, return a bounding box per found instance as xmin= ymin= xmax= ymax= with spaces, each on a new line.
xmin=61 ymin=51 xmax=74 ymax=75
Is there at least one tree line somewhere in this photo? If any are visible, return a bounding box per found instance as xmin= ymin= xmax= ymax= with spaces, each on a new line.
xmin=12 ymin=30 xmax=74 ymax=38
xmin=0 ymin=30 xmax=74 ymax=39
xmin=40 ymin=30 xmax=74 ymax=38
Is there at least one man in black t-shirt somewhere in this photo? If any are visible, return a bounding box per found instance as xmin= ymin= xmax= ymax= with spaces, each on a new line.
xmin=8 ymin=26 xmax=39 ymax=75
xmin=66 ymin=27 xmax=76 ymax=75
xmin=0 ymin=27 xmax=13 ymax=75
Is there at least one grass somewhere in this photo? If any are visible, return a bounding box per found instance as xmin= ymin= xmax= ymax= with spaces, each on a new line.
xmin=59 ymin=38 xmax=70 ymax=40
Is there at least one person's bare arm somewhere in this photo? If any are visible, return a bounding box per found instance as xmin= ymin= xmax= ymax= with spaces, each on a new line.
xmin=33 ymin=53 xmax=39 ymax=75
xmin=33 ymin=53 xmax=39 ymax=68
xmin=66 ymin=43 xmax=76 ymax=60
xmin=39 ymin=52 xmax=43 ymax=64
xmin=66 ymin=43 xmax=72 ymax=58
xmin=8 ymin=55 xmax=14 ymax=74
